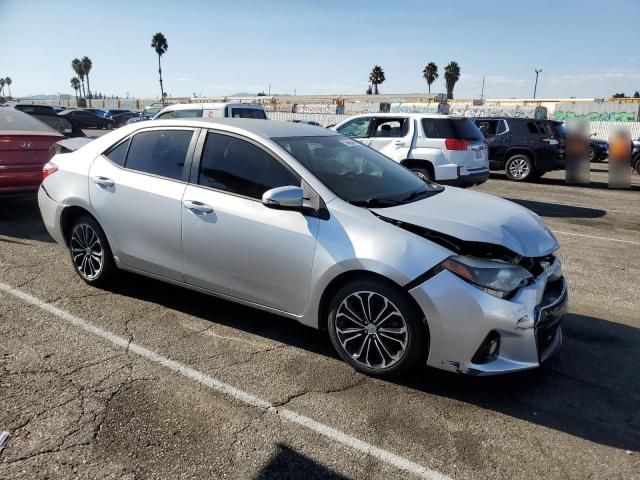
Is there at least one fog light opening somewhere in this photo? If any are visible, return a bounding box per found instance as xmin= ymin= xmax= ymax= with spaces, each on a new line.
xmin=472 ymin=331 xmax=501 ymax=364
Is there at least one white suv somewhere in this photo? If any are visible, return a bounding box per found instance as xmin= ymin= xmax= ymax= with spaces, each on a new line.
xmin=332 ymin=113 xmax=489 ymax=186
xmin=154 ymin=102 xmax=267 ymax=120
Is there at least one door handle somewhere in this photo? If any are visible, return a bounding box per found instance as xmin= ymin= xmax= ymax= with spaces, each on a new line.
xmin=183 ymin=200 xmax=213 ymax=214
xmin=93 ymin=176 xmax=115 ymax=188
xmin=392 ymin=139 xmax=405 ymax=146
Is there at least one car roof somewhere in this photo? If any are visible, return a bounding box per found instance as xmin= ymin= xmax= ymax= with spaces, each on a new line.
xmin=166 ymin=117 xmax=338 ymax=138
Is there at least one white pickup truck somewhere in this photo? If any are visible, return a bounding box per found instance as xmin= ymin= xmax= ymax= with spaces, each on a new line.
xmin=332 ymin=113 xmax=489 ymax=186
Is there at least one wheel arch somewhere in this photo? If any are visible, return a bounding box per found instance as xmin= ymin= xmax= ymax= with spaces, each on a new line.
xmin=400 ymin=158 xmax=435 ymax=178
xmin=504 ymin=147 xmax=536 ymax=162
xmin=59 ymin=205 xmax=100 ymax=247
xmin=316 ymin=269 xmax=428 ymax=336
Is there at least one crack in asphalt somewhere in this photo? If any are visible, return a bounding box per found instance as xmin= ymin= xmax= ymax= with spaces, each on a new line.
xmin=272 ymin=376 xmax=367 ymax=409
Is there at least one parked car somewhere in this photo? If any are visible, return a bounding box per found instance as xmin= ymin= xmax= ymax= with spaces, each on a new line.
xmin=153 ymin=102 xmax=267 ymax=120
xmin=38 ymin=118 xmax=565 ymax=376
xmin=103 ymin=109 xmax=131 ymax=119
xmin=632 ymin=139 xmax=640 ymax=174
xmin=473 ymin=117 xmax=560 ymax=181
xmin=13 ymin=104 xmax=85 ymax=138
xmin=332 ymin=113 xmax=489 ymax=186
xmin=0 ymin=108 xmax=64 ymax=195
xmin=588 ymin=136 xmax=609 ymax=162
xmin=82 ymin=108 xmax=109 ymax=118
xmin=289 ymin=119 xmax=322 ymax=127
xmin=59 ymin=109 xmax=115 ymax=129
xmin=111 ymin=111 xmax=142 ymax=127
xmin=51 ymin=105 xmax=67 ymax=113
xmin=126 ymin=107 xmax=162 ymax=125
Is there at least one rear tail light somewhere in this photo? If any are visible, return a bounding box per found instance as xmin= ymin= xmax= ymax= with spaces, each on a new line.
xmin=42 ymin=162 xmax=58 ymax=181
xmin=445 ymin=138 xmax=471 ymax=150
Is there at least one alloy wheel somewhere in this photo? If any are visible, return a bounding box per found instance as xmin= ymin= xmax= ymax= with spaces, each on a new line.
xmin=70 ymin=223 xmax=103 ymax=280
xmin=508 ymin=158 xmax=529 ymax=179
xmin=334 ymin=291 xmax=408 ymax=370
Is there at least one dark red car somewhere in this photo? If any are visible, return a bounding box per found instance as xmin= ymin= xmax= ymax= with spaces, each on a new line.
xmin=0 ymin=108 xmax=64 ymax=195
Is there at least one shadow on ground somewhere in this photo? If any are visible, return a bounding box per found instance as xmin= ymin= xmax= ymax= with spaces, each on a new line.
xmin=109 ymin=273 xmax=640 ymax=453
xmin=505 ymin=198 xmax=606 ymax=218
xmin=254 ymin=444 xmax=350 ymax=480
xmin=489 ymin=172 xmax=640 ymax=191
xmin=0 ymin=195 xmax=54 ymax=243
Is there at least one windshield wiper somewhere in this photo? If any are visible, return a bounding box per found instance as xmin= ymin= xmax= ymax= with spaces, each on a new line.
xmin=398 ymin=188 xmax=437 ymax=204
xmin=349 ymin=197 xmax=402 ymax=208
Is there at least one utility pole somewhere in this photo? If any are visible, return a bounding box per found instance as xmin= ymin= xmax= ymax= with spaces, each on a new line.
xmin=533 ymin=69 xmax=542 ymax=99
xmin=268 ymin=84 xmax=271 ymax=96
xmin=480 ymin=76 xmax=485 ymax=101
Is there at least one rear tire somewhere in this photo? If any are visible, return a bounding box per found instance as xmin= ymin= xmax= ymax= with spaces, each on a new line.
xmin=68 ymin=216 xmax=116 ymax=287
xmin=327 ymin=279 xmax=428 ymax=377
xmin=411 ymin=167 xmax=433 ymax=182
xmin=505 ymin=154 xmax=534 ymax=181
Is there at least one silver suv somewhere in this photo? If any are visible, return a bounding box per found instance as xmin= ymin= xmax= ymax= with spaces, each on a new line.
xmin=38 ymin=118 xmax=565 ymax=376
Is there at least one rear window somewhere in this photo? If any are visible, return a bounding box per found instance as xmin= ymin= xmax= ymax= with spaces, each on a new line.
xmin=421 ymin=118 xmax=482 ymax=140
xmin=0 ymin=109 xmax=57 ymax=132
xmin=229 ymin=108 xmax=267 ymax=119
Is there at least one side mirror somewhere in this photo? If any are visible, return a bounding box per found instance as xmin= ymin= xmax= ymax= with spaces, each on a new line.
xmin=262 ymin=186 xmax=304 ymax=210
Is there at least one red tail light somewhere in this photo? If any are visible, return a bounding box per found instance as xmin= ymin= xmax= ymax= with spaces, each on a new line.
xmin=42 ymin=162 xmax=58 ymax=181
xmin=445 ymin=138 xmax=471 ymax=150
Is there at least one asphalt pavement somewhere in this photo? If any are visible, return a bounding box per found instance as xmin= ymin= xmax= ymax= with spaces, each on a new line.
xmin=0 ymin=164 xmax=639 ymax=479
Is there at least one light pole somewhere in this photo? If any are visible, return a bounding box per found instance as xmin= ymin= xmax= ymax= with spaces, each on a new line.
xmin=533 ymin=69 xmax=542 ymax=99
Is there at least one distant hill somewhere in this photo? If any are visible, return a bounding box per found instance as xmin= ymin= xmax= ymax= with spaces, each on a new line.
xmin=21 ymin=94 xmax=60 ymax=100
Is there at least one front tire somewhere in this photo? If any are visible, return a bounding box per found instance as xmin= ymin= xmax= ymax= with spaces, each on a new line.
xmin=327 ymin=279 xmax=428 ymax=377
xmin=505 ymin=154 xmax=534 ymax=181
xmin=68 ymin=216 xmax=116 ymax=287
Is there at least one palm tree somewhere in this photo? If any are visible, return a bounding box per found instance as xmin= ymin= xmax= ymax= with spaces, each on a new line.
xmin=5 ymin=77 xmax=11 ymax=98
xmin=422 ymin=62 xmax=438 ymax=94
xmin=369 ymin=66 xmax=385 ymax=95
xmin=444 ymin=61 xmax=461 ymax=100
xmin=71 ymin=58 xmax=86 ymax=99
xmin=151 ymin=32 xmax=168 ymax=105
xmin=0 ymin=78 xmax=5 ymax=97
xmin=81 ymin=56 xmax=93 ymax=106
xmin=71 ymin=77 xmax=81 ymax=104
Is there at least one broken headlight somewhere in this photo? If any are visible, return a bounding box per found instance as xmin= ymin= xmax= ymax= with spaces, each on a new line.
xmin=441 ymin=256 xmax=532 ymax=298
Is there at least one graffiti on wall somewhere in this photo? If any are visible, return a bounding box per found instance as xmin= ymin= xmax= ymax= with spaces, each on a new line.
xmin=292 ymin=104 xmax=340 ymax=114
xmin=449 ymin=105 xmax=544 ymax=118
xmin=553 ymin=111 xmax=636 ymax=122
xmin=390 ymin=103 xmax=439 ymax=114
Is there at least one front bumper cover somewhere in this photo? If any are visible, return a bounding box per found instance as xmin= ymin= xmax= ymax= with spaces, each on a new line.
xmin=409 ymin=262 xmax=567 ymax=375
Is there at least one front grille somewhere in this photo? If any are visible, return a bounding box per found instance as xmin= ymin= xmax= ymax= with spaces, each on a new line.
xmin=535 ymin=277 xmax=567 ymax=361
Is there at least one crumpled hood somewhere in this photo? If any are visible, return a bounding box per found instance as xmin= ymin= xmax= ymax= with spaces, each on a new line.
xmin=372 ymin=187 xmax=558 ymax=258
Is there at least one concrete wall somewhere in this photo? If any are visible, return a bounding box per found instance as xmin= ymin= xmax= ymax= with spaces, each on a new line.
xmin=553 ymin=102 xmax=639 ymax=122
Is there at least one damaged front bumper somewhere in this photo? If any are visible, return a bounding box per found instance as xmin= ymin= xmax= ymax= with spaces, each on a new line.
xmin=409 ymin=259 xmax=567 ymax=375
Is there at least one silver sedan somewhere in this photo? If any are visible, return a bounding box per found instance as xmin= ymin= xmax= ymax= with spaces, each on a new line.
xmin=38 ymin=118 xmax=567 ymax=376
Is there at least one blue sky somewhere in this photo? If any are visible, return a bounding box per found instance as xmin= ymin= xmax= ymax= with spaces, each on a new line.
xmin=1 ymin=0 xmax=639 ymax=99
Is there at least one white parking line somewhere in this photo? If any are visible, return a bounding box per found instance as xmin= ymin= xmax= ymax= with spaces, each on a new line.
xmin=554 ymin=230 xmax=640 ymax=245
xmin=0 ymin=282 xmax=451 ymax=480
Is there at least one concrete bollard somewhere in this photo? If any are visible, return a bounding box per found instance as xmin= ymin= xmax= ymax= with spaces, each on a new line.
xmin=608 ymin=129 xmax=631 ymax=189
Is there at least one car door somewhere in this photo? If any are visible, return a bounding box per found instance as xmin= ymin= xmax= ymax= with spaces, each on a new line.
xmin=181 ymin=130 xmax=320 ymax=315
xmin=335 ymin=116 xmax=374 ymax=146
xmin=89 ymin=127 xmax=198 ymax=280
xmin=368 ymin=116 xmax=413 ymax=161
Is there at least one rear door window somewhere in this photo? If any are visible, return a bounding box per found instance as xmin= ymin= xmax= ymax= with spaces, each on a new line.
xmin=104 ymin=138 xmax=131 ymax=167
xmin=372 ymin=118 xmax=408 ymax=138
xmin=124 ymin=130 xmax=194 ymax=180
xmin=156 ymin=111 xmax=174 ymax=119
xmin=422 ymin=118 xmax=483 ymax=140
xmin=174 ymin=109 xmax=202 ymax=118
xmin=228 ymin=108 xmax=267 ymax=119
xmin=336 ymin=117 xmax=373 ymax=138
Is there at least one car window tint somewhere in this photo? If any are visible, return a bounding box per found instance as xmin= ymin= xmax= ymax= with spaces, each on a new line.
xmin=104 ymin=138 xmax=131 ymax=167
xmin=173 ymin=109 xmax=201 ymax=118
xmin=527 ymin=122 xmax=540 ymax=134
xmin=125 ymin=130 xmax=193 ymax=180
xmin=496 ymin=120 xmax=507 ymax=134
xmin=198 ymin=132 xmax=299 ymax=199
xmin=372 ymin=118 xmax=407 ymax=138
xmin=336 ymin=118 xmax=372 ymax=138
xmin=228 ymin=108 xmax=267 ymax=119
xmin=156 ymin=111 xmax=174 ymax=119
xmin=422 ymin=118 xmax=483 ymax=140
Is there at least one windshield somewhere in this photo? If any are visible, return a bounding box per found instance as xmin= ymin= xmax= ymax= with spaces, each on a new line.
xmin=274 ymin=135 xmax=443 ymax=206
xmin=0 ymin=109 xmax=57 ymax=132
